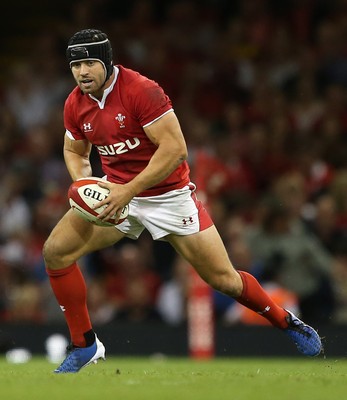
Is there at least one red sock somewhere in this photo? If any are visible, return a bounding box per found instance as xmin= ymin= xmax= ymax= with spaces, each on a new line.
xmin=46 ymin=263 xmax=93 ymax=347
xmin=236 ymin=270 xmax=289 ymax=329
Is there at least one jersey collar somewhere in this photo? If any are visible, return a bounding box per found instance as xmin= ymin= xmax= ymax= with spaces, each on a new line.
xmin=89 ymin=66 xmax=119 ymax=109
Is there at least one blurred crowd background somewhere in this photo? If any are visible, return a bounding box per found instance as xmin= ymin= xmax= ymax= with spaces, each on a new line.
xmin=1 ymin=0 xmax=347 ymax=330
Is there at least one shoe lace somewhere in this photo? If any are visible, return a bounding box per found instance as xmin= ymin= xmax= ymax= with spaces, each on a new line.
xmin=56 ymin=344 xmax=80 ymax=371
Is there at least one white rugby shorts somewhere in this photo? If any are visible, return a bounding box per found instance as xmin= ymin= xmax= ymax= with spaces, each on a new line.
xmin=115 ymin=183 xmax=213 ymax=240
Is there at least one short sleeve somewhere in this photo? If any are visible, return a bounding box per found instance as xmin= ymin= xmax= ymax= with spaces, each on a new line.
xmin=131 ymin=78 xmax=173 ymax=127
xmin=63 ymin=94 xmax=86 ymax=140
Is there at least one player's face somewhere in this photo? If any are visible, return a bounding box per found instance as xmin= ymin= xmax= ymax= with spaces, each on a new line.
xmin=71 ymin=60 xmax=106 ymax=97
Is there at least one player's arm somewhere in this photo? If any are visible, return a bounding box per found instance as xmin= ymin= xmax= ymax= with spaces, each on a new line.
xmin=126 ymin=111 xmax=188 ymax=196
xmin=63 ymin=134 xmax=93 ymax=181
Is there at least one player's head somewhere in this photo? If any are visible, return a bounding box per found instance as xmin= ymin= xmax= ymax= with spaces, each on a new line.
xmin=66 ymin=29 xmax=113 ymax=81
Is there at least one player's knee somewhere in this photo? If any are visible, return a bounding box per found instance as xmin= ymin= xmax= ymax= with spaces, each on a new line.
xmin=42 ymin=237 xmax=65 ymax=269
xmin=42 ymin=238 xmax=54 ymax=266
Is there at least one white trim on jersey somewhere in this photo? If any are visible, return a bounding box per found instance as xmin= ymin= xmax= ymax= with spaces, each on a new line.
xmin=89 ymin=66 xmax=119 ymax=109
xmin=65 ymin=129 xmax=75 ymax=140
xmin=142 ymin=109 xmax=174 ymax=128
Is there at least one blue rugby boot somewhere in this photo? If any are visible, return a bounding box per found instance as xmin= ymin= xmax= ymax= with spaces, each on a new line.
xmin=284 ymin=310 xmax=323 ymax=357
xmin=54 ymin=335 xmax=105 ymax=373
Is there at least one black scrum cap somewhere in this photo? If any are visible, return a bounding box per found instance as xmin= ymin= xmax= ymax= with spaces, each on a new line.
xmin=66 ymin=29 xmax=113 ymax=81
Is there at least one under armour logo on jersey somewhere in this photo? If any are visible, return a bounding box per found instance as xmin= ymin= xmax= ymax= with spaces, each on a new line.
xmin=83 ymin=122 xmax=93 ymax=132
xmin=59 ymin=305 xmax=66 ymax=312
xmin=182 ymin=217 xmax=194 ymax=225
xmin=115 ymin=113 xmax=126 ymax=128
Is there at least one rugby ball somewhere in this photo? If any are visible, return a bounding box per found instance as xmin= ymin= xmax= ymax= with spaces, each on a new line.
xmin=68 ymin=177 xmax=129 ymax=227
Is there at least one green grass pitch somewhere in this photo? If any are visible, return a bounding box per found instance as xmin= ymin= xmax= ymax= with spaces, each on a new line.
xmin=0 ymin=356 xmax=346 ymax=400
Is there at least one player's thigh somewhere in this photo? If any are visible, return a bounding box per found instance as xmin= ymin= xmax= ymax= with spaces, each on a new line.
xmin=166 ymin=225 xmax=242 ymax=294
xmin=43 ymin=209 xmax=125 ymax=267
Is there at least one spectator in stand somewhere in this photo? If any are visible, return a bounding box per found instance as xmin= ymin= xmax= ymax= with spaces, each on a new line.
xmin=105 ymin=243 xmax=162 ymax=323
xmin=156 ymin=255 xmax=190 ymax=326
xmin=245 ymin=194 xmax=336 ymax=325
xmin=88 ymin=278 xmax=117 ymax=326
xmin=305 ymin=192 xmax=347 ymax=255
xmin=0 ymin=171 xmax=31 ymax=241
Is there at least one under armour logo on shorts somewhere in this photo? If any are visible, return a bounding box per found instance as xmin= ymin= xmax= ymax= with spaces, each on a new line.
xmin=182 ymin=217 xmax=194 ymax=225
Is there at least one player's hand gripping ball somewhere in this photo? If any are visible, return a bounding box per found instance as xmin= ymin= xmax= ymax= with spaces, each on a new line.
xmin=68 ymin=177 xmax=129 ymax=227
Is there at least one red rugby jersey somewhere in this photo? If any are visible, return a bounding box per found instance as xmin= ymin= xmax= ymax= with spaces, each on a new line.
xmin=64 ymin=65 xmax=190 ymax=196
